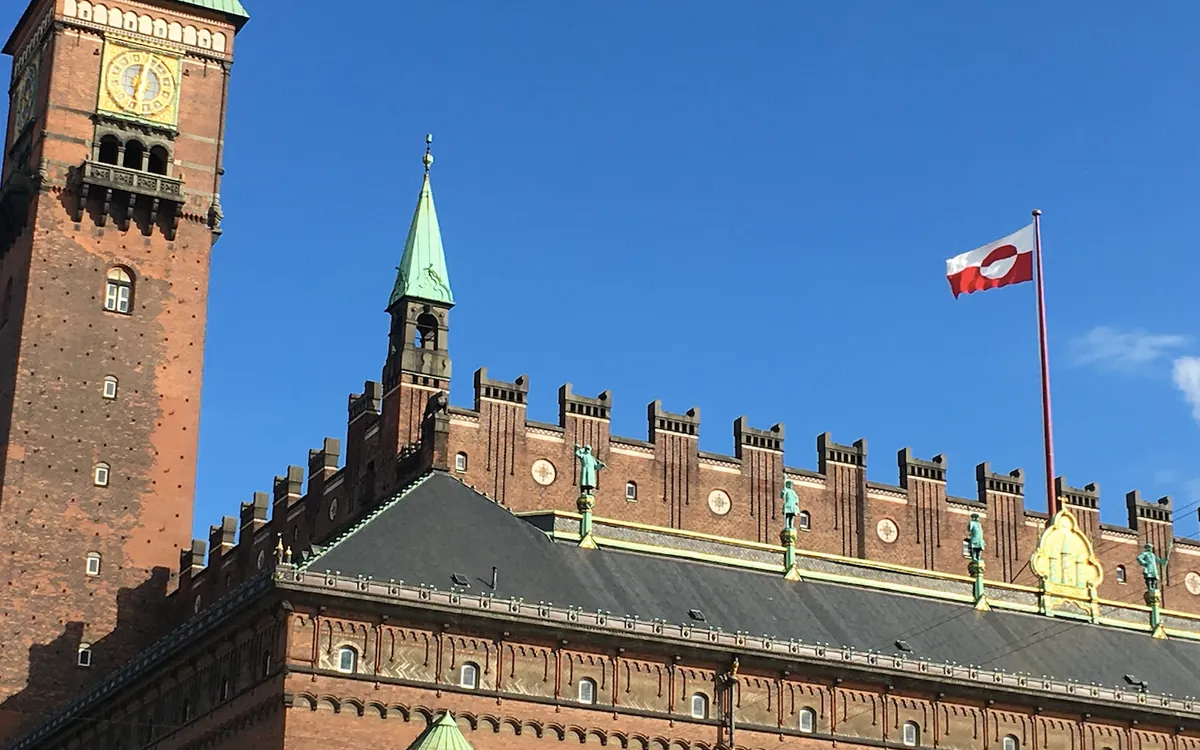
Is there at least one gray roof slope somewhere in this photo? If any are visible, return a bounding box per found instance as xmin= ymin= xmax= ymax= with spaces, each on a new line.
xmin=310 ymin=473 xmax=1200 ymax=697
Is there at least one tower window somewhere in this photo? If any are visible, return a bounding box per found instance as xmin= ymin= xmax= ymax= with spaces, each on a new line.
xmin=261 ymin=650 xmax=272 ymax=678
xmin=147 ymin=145 xmax=169 ymax=175
xmin=1 ymin=278 xmax=12 ymax=327
xmin=102 ymin=376 xmax=119 ymax=400
xmin=690 ymin=693 xmax=709 ymax=719
xmin=577 ymin=678 xmax=597 ymax=704
xmin=625 ymin=481 xmax=637 ymax=501
xmin=1116 ymin=565 xmax=1127 ymax=584
xmin=77 ymin=643 xmax=93 ymax=668
xmin=336 ymin=646 xmax=357 ymax=674
xmin=962 ymin=540 xmax=971 ymax=558
xmin=85 ymin=552 xmax=101 ymax=576
xmin=98 ymin=135 xmax=121 ymax=165
xmin=454 ymin=452 xmax=467 ymax=473
xmin=902 ymin=721 xmax=920 ymax=747
xmin=104 ymin=268 xmax=133 ymax=314
xmin=459 ymin=662 xmax=479 ymax=689
xmin=1003 ymin=736 xmax=1019 ymax=750
xmin=122 ymin=139 xmax=145 ymax=170
xmin=799 ymin=707 xmax=816 ymax=733
xmin=415 ymin=312 xmax=438 ymax=349
xmin=219 ymin=676 xmax=230 ymax=701
xmin=93 ymin=463 xmax=110 ymax=487
xmin=798 ymin=510 xmax=811 ymax=530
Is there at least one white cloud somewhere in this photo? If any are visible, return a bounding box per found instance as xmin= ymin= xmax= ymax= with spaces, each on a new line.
xmin=1173 ymin=357 xmax=1200 ymax=425
xmin=1069 ymin=326 xmax=1193 ymax=372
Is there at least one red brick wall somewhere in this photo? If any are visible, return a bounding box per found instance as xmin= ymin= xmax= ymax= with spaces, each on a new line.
xmin=0 ymin=1 xmax=237 ymax=737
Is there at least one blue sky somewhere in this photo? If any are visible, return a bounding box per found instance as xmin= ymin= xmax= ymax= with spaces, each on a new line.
xmin=4 ymin=1 xmax=1199 ymax=539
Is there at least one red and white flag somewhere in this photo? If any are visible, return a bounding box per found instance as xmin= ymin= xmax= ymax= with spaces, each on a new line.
xmin=946 ymin=223 xmax=1035 ymax=298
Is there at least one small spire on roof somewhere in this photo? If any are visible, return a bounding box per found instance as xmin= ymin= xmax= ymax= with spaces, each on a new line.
xmin=424 ymin=133 xmax=434 ymax=174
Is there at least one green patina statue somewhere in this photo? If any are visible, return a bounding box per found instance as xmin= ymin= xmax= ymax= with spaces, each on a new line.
xmin=781 ymin=479 xmax=800 ymax=530
xmin=967 ymin=513 xmax=985 ymax=563
xmin=1137 ymin=542 xmax=1167 ymax=591
xmin=574 ymin=444 xmax=606 ymax=496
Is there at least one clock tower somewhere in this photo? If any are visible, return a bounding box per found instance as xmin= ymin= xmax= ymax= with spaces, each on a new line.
xmin=0 ymin=0 xmax=247 ymax=738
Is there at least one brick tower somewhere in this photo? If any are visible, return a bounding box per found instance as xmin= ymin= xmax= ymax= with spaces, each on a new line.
xmin=0 ymin=0 xmax=247 ymax=738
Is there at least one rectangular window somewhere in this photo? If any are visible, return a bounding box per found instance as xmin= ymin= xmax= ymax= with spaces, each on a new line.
xmin=86 ymin=554 xmax=101 ymax=576
xmin=961 ymin=540 xmax=971 ymax=558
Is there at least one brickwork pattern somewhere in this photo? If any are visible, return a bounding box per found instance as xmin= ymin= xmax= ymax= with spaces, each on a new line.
xmin=0 ymin=0 xmax=236 ymax=738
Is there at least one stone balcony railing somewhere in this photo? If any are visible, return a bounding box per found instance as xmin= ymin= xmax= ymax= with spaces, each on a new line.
xmin=81 ymin=160 xmax=184 ymax=203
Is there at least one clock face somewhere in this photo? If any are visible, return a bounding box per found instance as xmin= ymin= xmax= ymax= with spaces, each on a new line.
xmin=103 ymin=49 xmax=177 ymax=119
xmin=707 ymin=489 xmax=732 ymax=516
xmin=876 ymin=518 xmax=899 ymax=544
xmin=12 ymin=61 xmax=38 ymax=129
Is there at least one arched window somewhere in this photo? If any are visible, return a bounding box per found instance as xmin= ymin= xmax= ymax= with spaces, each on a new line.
xmin=122 ymin=139 xmax=145 ymax=170
xmin=1116 ymin=565 xmax=1127 ymax=584
xmin=77 ymin=643 xmax=93 ymax=667
xmin=625 ymin=481 xmax=637 ymax=501
xmin=577 ymin=677 xmax=596 ymax=704
xmin=454 ymin=452 xmax=468 ymax=473
xmin=1003 ymin=736 xmax=1019 ymax=750
xmin=902 ymin=721 xmax=920 ymax=747
xmin=147 ymin=145 xmax=169 ymax=175
xmin=104 ymin=268 xmax=133 ymax=314
xmin=98 ymin=135 xmax=121 ymax=165
xmin=85 ymin=552 xmax=101 ymax=576
xmin=1 ymin=277 xmax=12 ymax=327
xmin=336 ymin=646 xmax=357 ymax=674
xmin=799 ymin=707 xmax=816 ymax=733
xmin=102 ymin=375 xmax=119 ymax=400
xmin=690 ymin=693 xmax=708 ymax=719
xmin=93 ymin=462 xmax=110 ymax=487
xmin=459 ymin=662 xmax=479 ymax=689
xmin=415 ymin=312 xmax=438 ymax=349
xmin=798 ymin=510 xmax=811 ymax=530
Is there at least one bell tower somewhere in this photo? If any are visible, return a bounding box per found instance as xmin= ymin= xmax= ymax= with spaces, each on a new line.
xmin=0 ymin=0 xmax=247 ymax=738
xmin=380 ymin=135 xmax=454 ymax=455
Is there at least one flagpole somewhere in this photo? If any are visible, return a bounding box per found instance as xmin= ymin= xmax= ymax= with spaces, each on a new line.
xmin=1032 ymin=208 xmax=1058 ymax=519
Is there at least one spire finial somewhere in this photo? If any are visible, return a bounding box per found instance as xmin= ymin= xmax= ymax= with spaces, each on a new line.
xmin=423 ymin=133 xmax=434 ymax=174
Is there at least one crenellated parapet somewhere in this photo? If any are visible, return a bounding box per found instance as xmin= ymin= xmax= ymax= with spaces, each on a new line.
xmin=180 ymin=366 xmax=1200 ymax=627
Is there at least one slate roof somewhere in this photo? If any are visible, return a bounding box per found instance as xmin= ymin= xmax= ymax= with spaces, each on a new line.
xmin=308 ymin=472 xmax=1200 ymax=698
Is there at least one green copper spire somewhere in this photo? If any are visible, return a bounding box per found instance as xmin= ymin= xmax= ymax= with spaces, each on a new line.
xmin=389 ymin=134 xmax=454 ymax=309
xmin=406 ymin=712 xmax=475 ymax=750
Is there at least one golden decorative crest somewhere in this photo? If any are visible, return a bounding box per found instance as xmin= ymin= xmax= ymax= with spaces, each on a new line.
xmin=1030 ymin=509 xmax=1103 ymax=617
